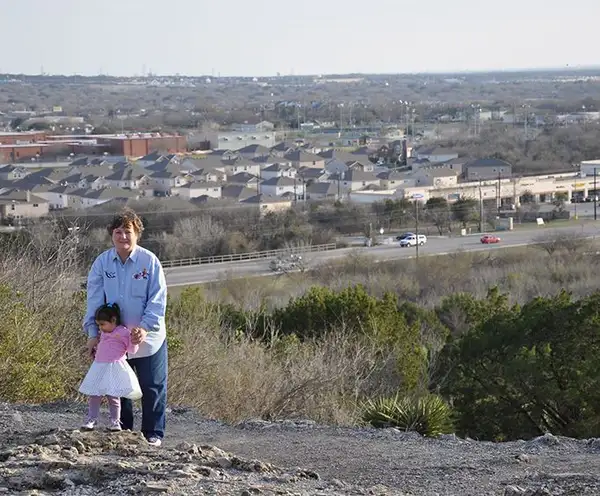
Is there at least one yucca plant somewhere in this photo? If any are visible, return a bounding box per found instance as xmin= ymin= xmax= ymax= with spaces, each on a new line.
xmin=361 ymin=393 xmax=454 ymax=437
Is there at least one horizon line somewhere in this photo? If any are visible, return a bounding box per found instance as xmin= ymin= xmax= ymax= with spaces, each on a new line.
xmin=2 ymin=65 xmax=600 ymax=80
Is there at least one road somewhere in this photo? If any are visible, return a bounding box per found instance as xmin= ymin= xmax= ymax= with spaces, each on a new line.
xmin=164 ymin=222 xmax=600 ymax=287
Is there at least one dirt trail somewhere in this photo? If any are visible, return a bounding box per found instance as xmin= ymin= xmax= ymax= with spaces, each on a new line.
xmin=2 ymin=403 xmax=600 ymax=495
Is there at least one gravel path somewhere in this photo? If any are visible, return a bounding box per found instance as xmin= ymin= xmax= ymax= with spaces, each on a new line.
xmin=2 ymin=402 xmax=600 ymax=495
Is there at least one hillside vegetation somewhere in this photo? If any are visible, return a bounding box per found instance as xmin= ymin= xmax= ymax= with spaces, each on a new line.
xmin=1 ymin=227 xmax=599 ymax=442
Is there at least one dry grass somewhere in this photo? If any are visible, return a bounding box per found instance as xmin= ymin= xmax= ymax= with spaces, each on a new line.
xmin=202 ymin=239 xmax=600 ymax=310
xmin=3 ymin=226 xmax=599 ymax=426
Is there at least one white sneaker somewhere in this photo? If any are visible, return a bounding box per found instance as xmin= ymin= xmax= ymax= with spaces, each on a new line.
xmin=146 ymin=436 xmax=162 ymax=447
xmin=108 ymin=420 xmax=122 ymax=432
xmin=81 ymin=419 xmax=96 ymax=431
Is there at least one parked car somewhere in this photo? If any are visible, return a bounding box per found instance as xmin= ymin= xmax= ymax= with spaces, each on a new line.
xmin=399 ymin=234 xmax=427 ymax=247
xmin=480 ymin=234 xmax=501 ymax=244
xmin=396 ymin=232 xmax=415 ymax=241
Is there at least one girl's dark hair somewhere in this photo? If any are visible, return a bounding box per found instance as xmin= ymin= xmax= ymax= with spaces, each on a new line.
xmin=95 ymin=303 xmax=122 ymax=325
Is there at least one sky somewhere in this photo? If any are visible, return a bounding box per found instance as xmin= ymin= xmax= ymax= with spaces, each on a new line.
xmin=2 ymin=0 xmax=599 ymax=77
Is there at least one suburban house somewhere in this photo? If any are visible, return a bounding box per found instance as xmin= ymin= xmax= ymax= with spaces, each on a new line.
xmin=68 ymin=187 xmax=139 ymax=209
xmin=28 ymin=184 xmax=75 ymax=209
xmin=149 ymin=170 xmax=188 ymax=194
xmin=221 ymin=185 xmax=256 ymax=202
xmin=235 ymin=144 xmax=272 ymax=159
xmin=306 ymin=181 xmax=339 ymax=200
xmin=378 ymin=170 xmax=416 ymax=189
xmin=259 ymin=176 xmax=304 ymax=198
xmin=174 ymin=181 xmax=222 ymax=199
xmin=0 ymin=189 xmax=50 ymax=222
xmin=414 ymin=146 xmax=459 ymax=164
xmin=228 ymin=172 xmax=259 ymax=189
xmin=346 ymin=160 xmax=375 ymax=172
xmin=0 ymin=165 xmax=28 ymax=181
xmin=414 ymin=167 xmax=459 ymax=188
xmin=464 ymin=158 xmax=513 ymax=180
xmin=104 ymin=165 xmax=149 ymax=189
xmin=337 ymin=170 xmax=380 ymax=192
xmin=187 ymin=168 xmax=226 ymax=183
xmin=283 ymin=150 xmax=325 ymax=169
xmin=270 ymin=141 xmax=297 ymax=157
xmin=298 ymin=167 xmax=329 ymax=184
xmin=241 ymin=194 xmax=293 ymax=215
xmin=217 ymin=159 xmax=261 ymax=177
xmin=260 ymin=163 xmax=297 ymax=180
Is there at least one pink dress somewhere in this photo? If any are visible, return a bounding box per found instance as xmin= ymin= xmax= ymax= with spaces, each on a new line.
xmin=78 ymin=325 xmax=142 ymax=400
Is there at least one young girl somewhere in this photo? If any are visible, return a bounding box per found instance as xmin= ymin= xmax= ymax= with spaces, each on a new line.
xmin=79 ymin=303 xmax=142 ymax=431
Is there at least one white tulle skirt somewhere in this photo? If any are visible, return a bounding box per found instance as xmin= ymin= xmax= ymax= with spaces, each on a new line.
xmin=79 ymin=359 xmax=143 ymax=400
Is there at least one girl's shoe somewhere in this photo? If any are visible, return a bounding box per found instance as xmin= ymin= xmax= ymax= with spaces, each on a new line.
xmin=81 ymin=419 xmax=96 ymax=431
xmin=108 ymin=419 xmax=122 ymax=432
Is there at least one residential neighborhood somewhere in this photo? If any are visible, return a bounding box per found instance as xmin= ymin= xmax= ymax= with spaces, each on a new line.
xmin=0 ymin=129 xmax=599 ymax=224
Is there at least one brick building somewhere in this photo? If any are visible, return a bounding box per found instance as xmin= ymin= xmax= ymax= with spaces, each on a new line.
xmin=96 ymin=134 xmax=187 ymax=157
xmin=0 ymin=131 xmax=47 ymax=145
xmin=43 ymin=133 xmax=187 ymax=158
xmin=0 ymin=144 xmax=48 ymax=162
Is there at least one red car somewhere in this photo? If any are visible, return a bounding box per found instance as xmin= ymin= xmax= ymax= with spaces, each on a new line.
xmin=481 ymin=234 xmax=501 ymax=244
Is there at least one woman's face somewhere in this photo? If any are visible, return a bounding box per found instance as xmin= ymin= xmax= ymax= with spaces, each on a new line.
xmin=111 ymin=223 xmax=139 ymax=253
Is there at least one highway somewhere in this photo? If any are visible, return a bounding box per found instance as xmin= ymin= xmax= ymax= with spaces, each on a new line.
xmin=164 ymin=222 xmax=600 ymax=287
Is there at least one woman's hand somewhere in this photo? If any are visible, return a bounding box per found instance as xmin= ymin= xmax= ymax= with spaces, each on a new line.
xmin=86 ymin=337 xmax=99 ymax=359
xmin=131 ymin=327 xmax=148 ymax=345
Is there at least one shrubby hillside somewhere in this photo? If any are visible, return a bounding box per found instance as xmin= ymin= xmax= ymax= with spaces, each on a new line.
xmin=1 ymin=227 xmax=599 ymax=443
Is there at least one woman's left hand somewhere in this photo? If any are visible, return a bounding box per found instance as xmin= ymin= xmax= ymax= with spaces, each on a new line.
xmin=131 ymin=327 xmax=148 ymax=345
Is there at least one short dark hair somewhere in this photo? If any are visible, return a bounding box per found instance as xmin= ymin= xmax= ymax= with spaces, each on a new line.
xmin=95 ymin=302 xmax=122 ymax=325
xmin=107 ymin=208 xmax=144 ymax=237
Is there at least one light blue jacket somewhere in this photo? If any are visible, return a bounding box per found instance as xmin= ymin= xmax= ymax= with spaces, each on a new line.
xmin=83 ymin=245 xmax=167 ymax=359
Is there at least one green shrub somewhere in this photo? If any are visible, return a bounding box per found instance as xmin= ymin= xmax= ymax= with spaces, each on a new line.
xmin=0 ymin=285 xmax=83 ymax=402
xmin=361 ymin=393 xmax=454 ymax=437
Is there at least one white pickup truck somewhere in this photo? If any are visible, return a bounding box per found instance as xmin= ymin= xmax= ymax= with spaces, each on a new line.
xmin=399 ymin=234 xmax=427 ymax=247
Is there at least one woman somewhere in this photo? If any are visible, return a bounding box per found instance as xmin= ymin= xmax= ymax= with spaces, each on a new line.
xmin=83 ymin=208 xmax=168 ymax=447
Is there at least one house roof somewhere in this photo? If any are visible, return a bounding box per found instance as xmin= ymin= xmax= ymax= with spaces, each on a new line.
xmin=106 ymin=166 xmax=148 ymax=181
xmin=307 ymin=182 xmax=338 ymax=196
xmin=262 ymin=162 xmax=294 ymax=172
xmin=180 ymin=181 xmax=222 ymax=190
xmin=236 ymin=144 xmax=271 ymax=155
xmin=221 ymin=185 xmax=255 ymax=200
xmin=342 ymin=170 xmax=379 ymax=182
xmin=377 ymin=170 xmax=409 ymax=180
xmin=298 ymin=167 xmax=327 ymax=179
xmin=228 ymin=172 xmax=258 ymax=184
xmin=417 ymin=167 xmax=458 ymax=177
xmin=0 ymin=189 xmax=48 ymax=204
xmin=260 ymin=176 xmax=297 ymax=187
xmin=241 ymin=193 xmax=291 ymax=205
xmin=465 ymin=158 xmax=513 ymax=168
xmin=283 ymin=150 xmax=322 ymax=162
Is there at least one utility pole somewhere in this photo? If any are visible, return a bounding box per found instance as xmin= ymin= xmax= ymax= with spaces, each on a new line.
xmin=479 ymin=178 xmax=484 ymax=232
xmin=497 ymin=172 xmax=502 ymax=213
xmin=415 ymin=200 xmax=419 ymax=261
xmin=595 ymin=168 xmax=597 ymax=221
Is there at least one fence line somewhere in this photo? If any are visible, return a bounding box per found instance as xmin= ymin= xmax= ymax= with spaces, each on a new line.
xmin=161 ymin=243 xmax=338 ymax=268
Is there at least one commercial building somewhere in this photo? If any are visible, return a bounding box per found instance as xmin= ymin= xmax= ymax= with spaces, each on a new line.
xmin=0 ymin=131 xmax=47 ymax=145
xmin=44 ymin=133 xmax=187 ymax=157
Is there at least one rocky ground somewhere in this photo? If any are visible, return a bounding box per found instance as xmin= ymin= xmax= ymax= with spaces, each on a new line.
xmin=1 ymin=403 xmax=600 ymax=496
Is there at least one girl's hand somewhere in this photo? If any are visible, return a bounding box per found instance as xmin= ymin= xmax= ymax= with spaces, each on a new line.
xmin=86 ymin=337 xmax=99 ymax=359
xmin=131 ymin=327 xmax=148 ymax=345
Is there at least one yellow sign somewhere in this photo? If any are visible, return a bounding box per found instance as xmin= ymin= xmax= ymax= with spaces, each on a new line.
xmin=575 ymin=183 xmax=586 ymax=187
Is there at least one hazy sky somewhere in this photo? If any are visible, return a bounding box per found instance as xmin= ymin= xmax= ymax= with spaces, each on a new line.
xmin=3 ymin=0 xmax=599 ymax=77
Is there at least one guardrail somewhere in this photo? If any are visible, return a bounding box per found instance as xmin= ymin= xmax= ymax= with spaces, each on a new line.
xmin=161 ymin=243 xmax=338 ymax=268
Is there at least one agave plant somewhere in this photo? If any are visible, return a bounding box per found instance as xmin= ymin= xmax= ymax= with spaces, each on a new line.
xmin=361 ymin=393 xmax=454 ymax=437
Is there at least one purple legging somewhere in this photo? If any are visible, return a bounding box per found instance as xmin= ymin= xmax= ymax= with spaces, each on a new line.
xmin=88 ymin=395 xmax=120 ymax=421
